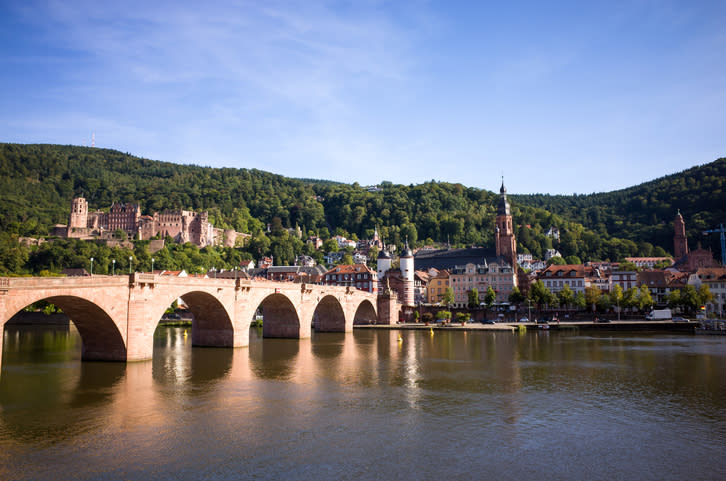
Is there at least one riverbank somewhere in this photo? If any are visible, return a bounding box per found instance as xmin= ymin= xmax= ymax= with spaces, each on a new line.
xmin=356 ymin=320 xmax=698 ymax=333
xmin=6 ymin=311 xmax=71 ymax=325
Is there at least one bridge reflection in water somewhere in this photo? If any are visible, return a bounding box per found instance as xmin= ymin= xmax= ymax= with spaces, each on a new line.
xmin=2 ymin=325 xmax=726 ymax=481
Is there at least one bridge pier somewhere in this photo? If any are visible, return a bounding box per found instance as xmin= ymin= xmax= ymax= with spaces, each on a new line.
xmin=0 ymin=321 xmax=4 ymax=372
xmin=377 ymin=290 xmax=400 ymax=325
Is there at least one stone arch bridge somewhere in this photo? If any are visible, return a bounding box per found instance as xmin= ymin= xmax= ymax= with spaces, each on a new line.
xmin=0 ymin=274 xmax=390 ymax=366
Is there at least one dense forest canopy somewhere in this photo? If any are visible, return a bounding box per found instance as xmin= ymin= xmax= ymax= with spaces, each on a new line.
xmin=0 ymin=143 xmax=723 ymax=274
xmin=511 ymin=158 xmax=726 ymax=257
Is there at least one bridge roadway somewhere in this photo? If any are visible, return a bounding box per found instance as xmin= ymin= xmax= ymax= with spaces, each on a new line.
xmin=0 ymin=274 xmax=380 ymax=366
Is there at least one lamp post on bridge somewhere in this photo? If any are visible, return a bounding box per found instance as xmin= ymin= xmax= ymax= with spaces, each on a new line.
xmin=112 ymin=259 xmax=115 ymax=276
xmin=90 ymin=257 xmax=94 ymax=276
xmin=129 ymin=256 xmax=133 ymax=275
xmin=151 ymin=257 xmax=155 ymax=273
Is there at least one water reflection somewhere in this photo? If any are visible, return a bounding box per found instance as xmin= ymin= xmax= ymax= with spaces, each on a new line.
xmin=1 ymin=326 xmax=725 ymax=481
xmin=248 ymin=328 xmax=300 ymax=381
xmin=151 ymin=327 xmax=233 ymax=390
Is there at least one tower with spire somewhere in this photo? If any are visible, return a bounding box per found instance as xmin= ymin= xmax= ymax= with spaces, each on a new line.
xmin=400 ymin=238 xmax=415 ymax=307
xmin=495 ymin=179 xmax=517 ymax=270
xmin=673 ymin=209 xmax=689 ymax=260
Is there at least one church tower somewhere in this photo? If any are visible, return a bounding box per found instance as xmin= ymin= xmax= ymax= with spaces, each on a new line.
xmin=495 ymin=180 xmax=517 ymax=270
xmin=673 ymin=210 xmax=689 ymax=260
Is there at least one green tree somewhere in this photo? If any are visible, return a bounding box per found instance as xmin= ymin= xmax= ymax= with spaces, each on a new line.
xmin=484 ymin=286 xmax=497 ymax=308
xmin=574 ymin=292 xmax=587 ymax=310
xmin=609 ymin=284 xmax=624 ymax=318
xmin=468 ymin=288 xmax=480 ymax=309
xmin=623 ymin=287 xmax=639 ymax=309
xmin=530 ymin=280 xmax=555 ymax=309
xmin=557 ymin=284 xmax=574 ymax=308
xmin=637 ymin=284 xmax=653 ymax=312
xmin=585 ymin=286 xmax=601 ymax=312
xmin=617 ymin=261 xmax=639 ymax=272
xmin=547 ymin=256 xmax=566 ymax=266
xmin=508 ymin=285 xmax=525 ymax=307
xmin=322 ymin=238 xmax=339 ymax=253
xmin=666 ymin=289 xmax=681 ymax=309
xmin=442 ymin=287 xmax=455 ymax=307
xmin=680 ymin=285 xmax=701 ymax=313
xmin=597 ymin=292 xmax=612 ymax=312
xmin=698 ymin=284 xmax=714 ymax=306
xmin=565 ymin=255 xmax=582 ymax=265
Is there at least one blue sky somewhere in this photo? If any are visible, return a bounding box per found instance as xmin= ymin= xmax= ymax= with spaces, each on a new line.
xmin=1 ymin=1 xmax=724 ymax=195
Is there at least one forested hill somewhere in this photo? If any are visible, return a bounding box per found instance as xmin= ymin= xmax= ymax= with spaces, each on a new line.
xmin=0 ymin=143 xmax=721 ymax=263
xmin=512 ymin=158 xmax=726 ymax=257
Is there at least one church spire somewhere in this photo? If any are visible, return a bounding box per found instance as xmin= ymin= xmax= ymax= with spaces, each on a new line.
xmin=497 ymin=177 xmax=511 ymax=216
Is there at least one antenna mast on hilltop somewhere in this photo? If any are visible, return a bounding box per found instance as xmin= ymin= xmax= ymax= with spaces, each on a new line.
xmin=91 ymin=132 xmax=95 ymax=148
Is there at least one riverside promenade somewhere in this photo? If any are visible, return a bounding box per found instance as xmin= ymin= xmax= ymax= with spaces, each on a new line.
xmin=356 ymin=319 xmax=697 ymax=333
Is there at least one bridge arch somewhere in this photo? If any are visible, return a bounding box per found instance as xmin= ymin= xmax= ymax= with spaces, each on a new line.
xmin=353 ymin=299 xmax=378 ymax=325
xmin=4 ymin=295 xmax=126 ymax=362
xmin=258 ymin=293 xmax=301 ymax=338
xmin=151 ymin=289 xmax=236 ymax=347
xmin=313 ymin=295 xmax=346 ymax=332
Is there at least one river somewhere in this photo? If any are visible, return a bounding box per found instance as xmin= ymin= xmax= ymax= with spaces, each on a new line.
xmin=1 ymin=324 xmax=725 ymax=480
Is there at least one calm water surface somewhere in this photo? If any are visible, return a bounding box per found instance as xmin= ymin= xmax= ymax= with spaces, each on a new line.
xmin=1 ymin=325 xmax=725 ymax=481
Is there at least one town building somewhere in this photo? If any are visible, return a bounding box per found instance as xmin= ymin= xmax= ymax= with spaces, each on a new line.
xmin=544 ymin=249 xmax=562 ymax=261
xmin=307 ymin=236 xmax=323 ymax=250
xmin=413 ymin=270 xmax=431 ymax=306
xmin=324 ymin=251 xmax=344 ymax=265
xmin=449 ymin=263 xmax=488 ymax=307
xmin=625 ymin=257 xmax=674 ymax=269
xmin=545 ymin=226 xmax=561 ymax=241
xmin=323 ymin=264 xmax=378 ymax=293
xmin=295 ymin=255 xmax=316 ymax=267
xmin=688 ymin=267 xmax=726 ymax=316
xmin=539 ymin=264 xmax=590 ymax=295
xmin=638 ymin=270 xmax=684 ymax=307
xmin=353 ymin=252 xmax=368 ymax=265
xmin=610 ymin=269 xmax=639 ymax=292
xmin=427 ymin=269 xmax=450 ymax=305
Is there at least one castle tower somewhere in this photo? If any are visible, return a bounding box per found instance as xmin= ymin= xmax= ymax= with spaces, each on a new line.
xmin=377 ymin=249 xmax=392 ymax=292
xmin=68 ymin=197 xmax=88 ymax=236
xmin=673 ymin=210 xmax=689 ymax=260
xmin=495 ymin=180 xmax=517 ymax=270
xmin=400 ymin=240 xmax=415 ymax=307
